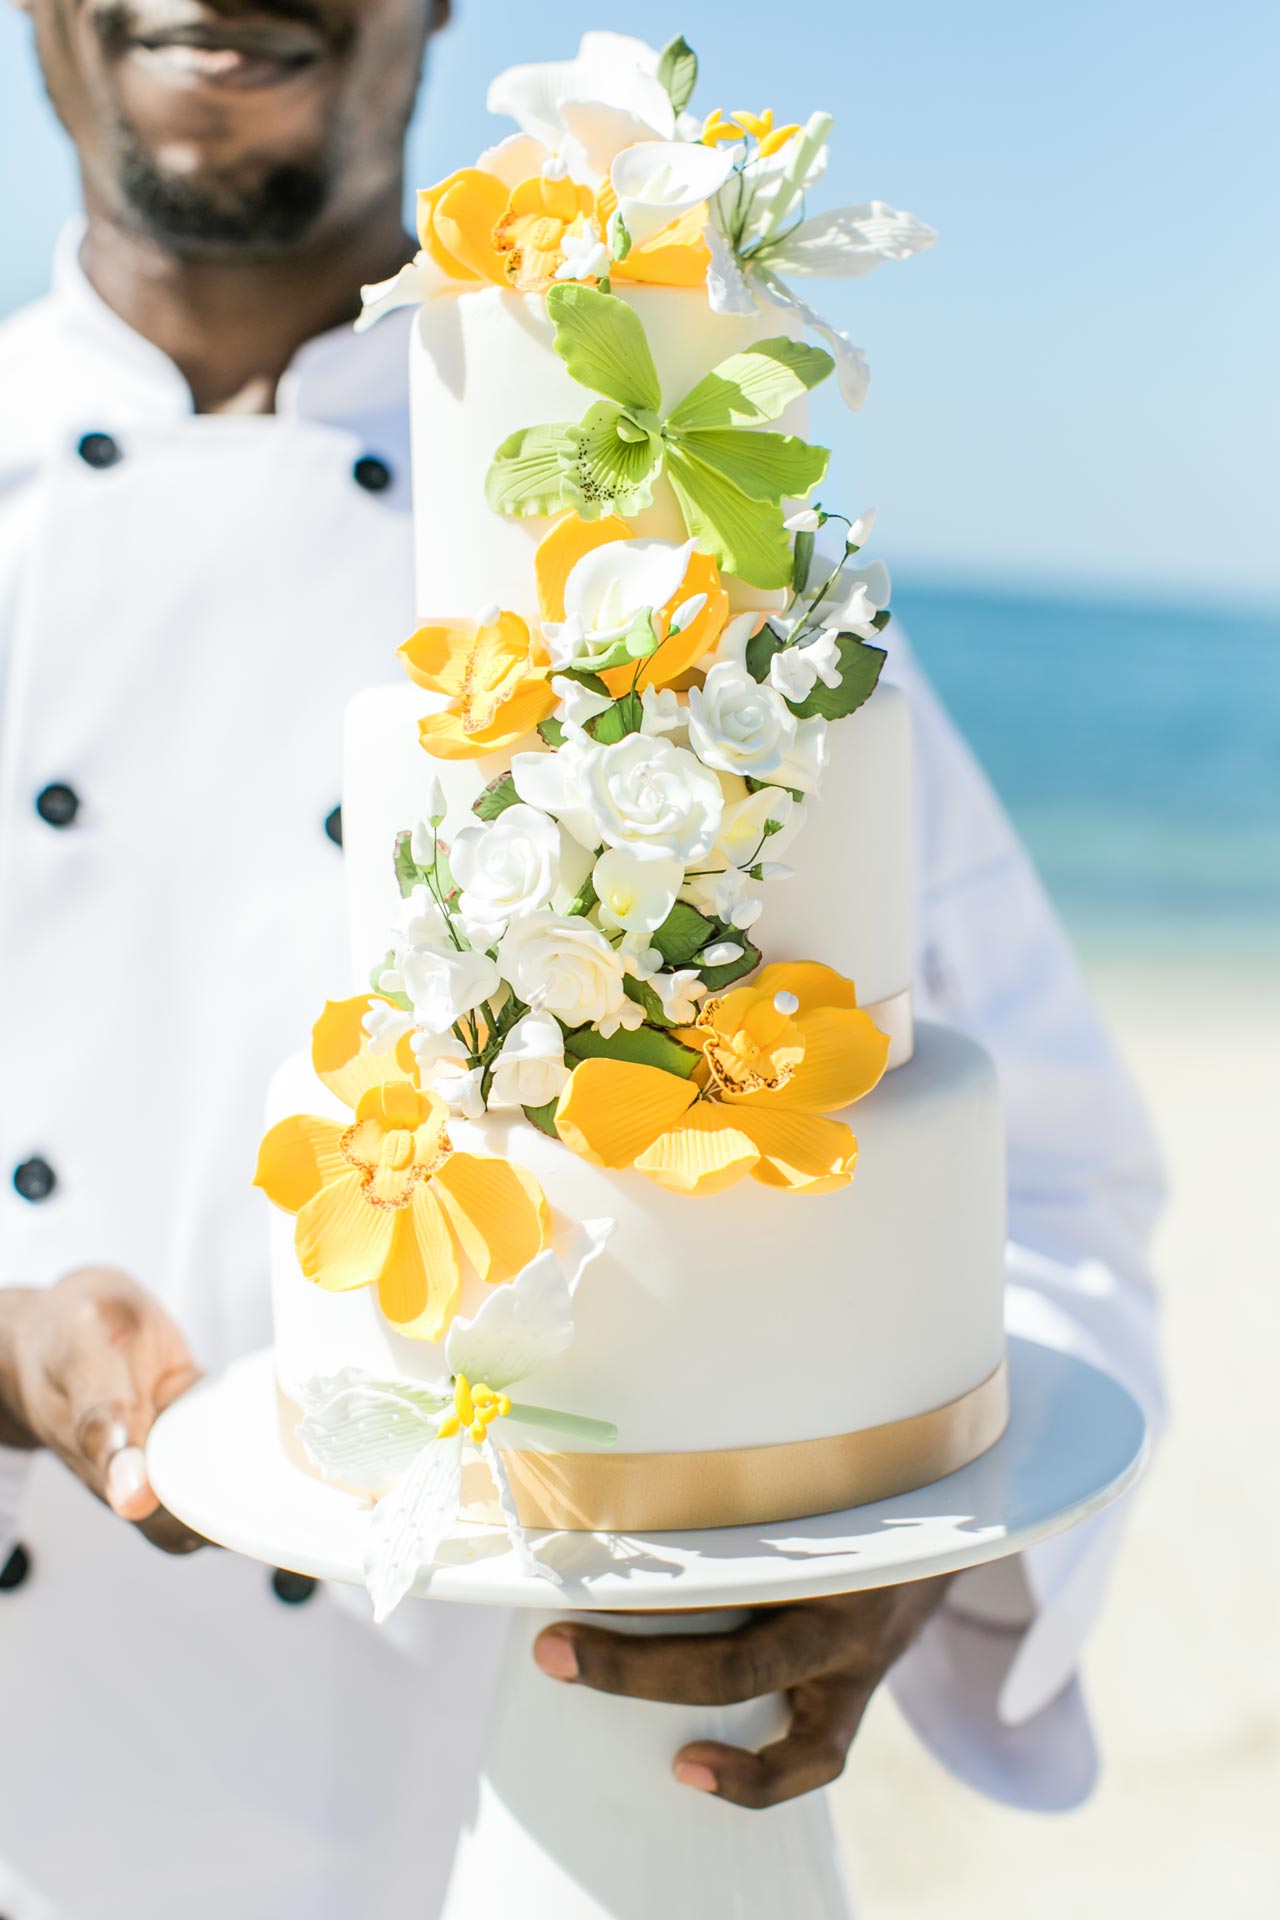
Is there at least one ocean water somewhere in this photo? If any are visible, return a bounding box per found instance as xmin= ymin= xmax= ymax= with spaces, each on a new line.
xmin=896 ymin=583 xmax=1280 ymax=963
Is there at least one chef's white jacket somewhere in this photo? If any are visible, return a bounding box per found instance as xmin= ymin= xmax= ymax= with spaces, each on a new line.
xmin=0 ymin=225 xmax=1165 ymax=1920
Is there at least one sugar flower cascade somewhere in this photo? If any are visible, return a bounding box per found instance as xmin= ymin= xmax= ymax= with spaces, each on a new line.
xmin=259 ymin=29 xmax=933 ymax=1615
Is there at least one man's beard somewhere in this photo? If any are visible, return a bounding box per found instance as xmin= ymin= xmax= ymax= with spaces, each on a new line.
xmin=117 ymin=139 xmax=335 ymax=252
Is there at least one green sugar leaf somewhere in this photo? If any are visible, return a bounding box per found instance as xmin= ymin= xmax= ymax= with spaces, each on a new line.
xmin=622 ymin=974 xmax=673 ymax=1026
xmin=657 ymin=34 xmax=699 ymax=114
xmin=697 ymin=936 xmax=762 ymax=993
xmin=546 ymin=283 xmax=663 ymax=413
xmin=523 ymin=1100 xmax=561 ymax=1138
xmin=745 ymin=622 xmax=788 ymax=683
xmin=678 ymin=426 xmax=829 ymax=506
xmin=651 ymin=902 xmax=718 ymax=966
xmin=588 ymin=691 xmax=644 ymax=743
xmin=471 ymin=773 xmax=520 ymax=821
xmin=538 ymin=716 xmax=566 ymax=749
xmin=666 ymin=338 xmax=835 ymax=432
xmin=486 ymin=422 xmax=576 ymax=517
xmin=393 ymin=829 xmax=426 ymax=899
xmin=564 ymin=1021 xmax=700 ymax=1078
xmin=784 ymin=636 xmax=887 ymax=721
xmin=665 ymin=442 xmax=794 ymax=589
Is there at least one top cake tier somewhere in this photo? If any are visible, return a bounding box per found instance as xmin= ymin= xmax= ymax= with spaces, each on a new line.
xmin=409 ymin=286 xmax=809 ymax=621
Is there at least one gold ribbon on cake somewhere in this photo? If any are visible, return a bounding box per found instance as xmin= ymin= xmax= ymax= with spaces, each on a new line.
xmin=279 ymin=1355 xmax=1007 ymax=1533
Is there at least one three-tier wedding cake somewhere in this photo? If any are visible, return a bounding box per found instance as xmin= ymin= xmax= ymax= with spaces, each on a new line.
xmin=256 ymin=31 xmax=1008 ymax=1620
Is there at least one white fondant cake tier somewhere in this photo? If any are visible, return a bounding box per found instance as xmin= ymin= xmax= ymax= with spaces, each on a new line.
xmin=410 ymin=285 xmax=809 ymax=621
xmin=341 ymin=679 xmax=914 ymax=1018
xmin=270 ymin=1022 xmax=1005 ymax=1455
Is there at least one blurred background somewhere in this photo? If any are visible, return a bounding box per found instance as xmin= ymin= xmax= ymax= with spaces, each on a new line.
xmin=2 ymin=1 xmax=1276 ymax=1912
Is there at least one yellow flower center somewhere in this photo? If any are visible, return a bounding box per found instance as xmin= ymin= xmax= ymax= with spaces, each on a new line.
xmin=697 ymin=988 xmax=805 ymax=1096
xmin=437 ymin=1374 xmax=513 ymax=1444
xmin=492 ymin=174 xmax=596 ymax=292
xmin=341 ymin=1081 xmax=452 ymax=1210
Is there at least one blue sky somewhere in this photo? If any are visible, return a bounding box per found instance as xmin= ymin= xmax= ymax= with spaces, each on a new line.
xmin=1 ymin=1 xmax=1276 ymax=602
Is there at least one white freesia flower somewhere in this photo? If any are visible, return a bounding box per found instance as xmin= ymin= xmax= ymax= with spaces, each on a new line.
xmin=555 ymin=225 xmax=611 ymax=282
xmin=812 ymin=560 xmax=891 ymax=636
xmin=769 ymin=629 xmax=844 ymax=702
xmin=450 ymin=804 xmax=562 ymax=935
xmin=649 ymin=969 xmax=707 ymax=1024
xmin=542 ymin=537 xmax=694 ymax=672
xmin=489 ymin=1011 xmax=571 ymax=1111
xmin=391 ymin=883 xmax=450 ymax=952
xmin=551 ymin=674 xmax=613 ymax=730
xmin=594 ymin=845 xmax=683 ymax=934
xmin=584 ymin=734 xmax=723 ymax=862
xmin=296 ymin=1221 xmax=617 ymax=1620
xmin=497 ymin=910 xmax=628 ymax=1027
xmin=425 ymin=1060 xmax=487 ymax=1120
xmin=640 ymin=686 xmax=683 ymax=735
xmin=686 ymin=661 xmax=799 ymax=779
xmin=487 ymin=32 xmax=674 ymax=183
xmin=609 ymin=140 xmax=734 ymax=249
xmin=400 ymin=940 xmax=501 ymax=1038
xmin=363 ymin=1000 xmax=415 ymax=1054
xmin=683 ymin=865 xmax=763 ymax=930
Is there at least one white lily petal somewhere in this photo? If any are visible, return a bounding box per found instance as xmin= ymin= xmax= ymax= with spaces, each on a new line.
xmin=610 ymin=140 xmax=735 ymax=250
xmin=484 ymin=1437 xmax=563 ymax=1587
xmin=486 ymin=57 xmax=581 ymax=149
xmin=704 ymin=222 xmax=759 ymax=317
xmin=757 ymin=270 xmax=870 ymax=411
xmin=295 ymin=1374 xmax=446 ymax=1492
xmin=444 ymin=1247 xmax=573 ymax=1390
xmin=365 ymin=1435 xmax=463 ymax=1625
xmin=560 ymin=101 xmax=670 ymax=179
xmin=765 ymin=202 xmax=938 ymax=278
xmin=355 ymin=254 xmax=445 ymax=332
xmin=475 ymin=132 xmax=551 ymax=187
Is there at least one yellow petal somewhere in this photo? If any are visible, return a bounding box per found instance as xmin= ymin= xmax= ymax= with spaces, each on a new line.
xmin=732 ymin=1108 xmax=859 ymax=1193
xmin=555 ymin=1059 xmax=698 ymax=1168
xmin=727 ymin=1007 xmax=889 ymax=1113
xmin=753 ymin=961 xmax=859 ymax=1017
xmin=254 ymin=1114 xmax=348 ymax=1215
xmin=376 ymin=1186 xmax=462 ymax=1340
xmin=417 ymin=677 xmax=556 ymax=761
xmin=399 ymin=622 xmax=475 ymax=696
xmin=312 ymin=998 xmax=415 ymax=1110
xmin=634 ymin=1105 xmax=759 ymax=1195
xmin=535 ymin=512 xmax=634 ymax=622
xmin=431 ymin=171 xmax=510 ymax=285
xmin=432 ymin=1152 xmax=550 ymax=1283
xmin=615 ymin=208 xmax=712 ymax=287
xmin=417 ymin=173 xmax=485 ymax=279
xmin=295 ymin=1169 xmax=395 ymax=1291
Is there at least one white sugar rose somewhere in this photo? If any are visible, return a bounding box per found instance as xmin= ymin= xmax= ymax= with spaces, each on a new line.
xmin=450 ymin=803 xmax=562 ymax=935
xmin=496 ymin=910 xmax=627 ymax=1028
xmin=686 ymin=661 xmax=799 ymax=779
xmin=584 ymin=734 xmax=723 ymax=862
xmin=489 ymin=1010 xmax=572 ymax=1110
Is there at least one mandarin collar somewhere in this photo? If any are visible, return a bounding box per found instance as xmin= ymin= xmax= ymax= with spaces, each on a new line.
xmin=50 ymin=218 xmax=411 ymax=426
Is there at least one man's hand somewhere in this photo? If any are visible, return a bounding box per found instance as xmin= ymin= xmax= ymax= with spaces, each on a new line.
xmin=0 ymin=1267 xmax=205 ymax=1554
xmin=533 ymin=1578 xmax=952 ymax=1810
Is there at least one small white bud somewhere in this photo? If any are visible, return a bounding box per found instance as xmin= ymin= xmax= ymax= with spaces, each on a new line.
xmin=773 ymin=990 xmax=801 ymax=1015
xmin=669 ymin=592 xmax=708 ymax=633
xmin=846 ymin=507 xmax=878 ymax=549
xmin=701 ymin=941 xmax=744 ymax=967
xmin=541 ymin=154 xmax=570 ymax=181
xmin=425 ymin=774 xmax=448 ymax=829
xmin=784 ymin=508 xmax=822 ymax=534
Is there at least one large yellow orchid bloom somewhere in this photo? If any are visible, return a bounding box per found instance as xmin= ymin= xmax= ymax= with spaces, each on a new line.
xmin=554 ymin=962 xmax=889 ymax=1197
xmin=255 ymin=997 xmax=551 ymax=1340
xmin=399 ymin=610 xmax=558 ymax=761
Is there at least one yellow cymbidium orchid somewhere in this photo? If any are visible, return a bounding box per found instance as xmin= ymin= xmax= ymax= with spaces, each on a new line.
xmin=255 ymin=997 xmax=551 ymax=1340
xmin=415 ymin=165 xmax=709 ymax=296
xmin=554 ymin=962 xmax=889 ymax=1197
xmin=399 ymin=609 xmax=558 ymax=761
xmin=534 ymin=511 xmax=730 ymax=693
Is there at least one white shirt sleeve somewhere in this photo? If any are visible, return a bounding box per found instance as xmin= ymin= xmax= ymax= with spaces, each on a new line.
xmin=883 ymin=638 xmax=1166 ymax=1809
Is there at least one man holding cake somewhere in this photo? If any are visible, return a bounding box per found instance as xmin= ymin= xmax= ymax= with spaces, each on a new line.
xmin=0 ymin=7 xmax=1164 ymax=1918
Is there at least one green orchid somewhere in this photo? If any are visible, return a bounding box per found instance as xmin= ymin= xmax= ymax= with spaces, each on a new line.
xmin=486 ymin=285 xmax=834 ymax=590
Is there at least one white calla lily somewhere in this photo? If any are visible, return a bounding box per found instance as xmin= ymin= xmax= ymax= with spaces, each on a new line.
xmin=544 ymin=537 xmax=695 ymax=669
xmin=594 ymin=845 xmax=683 ymax=934
xmin=609 ymin=140 xmax=734 ymax=250
xmin=488 ymin=32 xmax=674 ymax=179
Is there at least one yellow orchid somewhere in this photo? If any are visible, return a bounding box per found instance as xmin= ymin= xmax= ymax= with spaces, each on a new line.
xmin=534 ymin=512 xmax=730 ymax=694
xmin=554 ymin=963 xmax=889 ymax=1197
xmin=255 ymin=997 xmax=550 ymax=1340
xmin=701 ymin=107 xmax=802 ymax=158
xmin=416 ymin=166 xmax=709 ymax=296
xmin=399 ymin=609 xmax=558 ymax=760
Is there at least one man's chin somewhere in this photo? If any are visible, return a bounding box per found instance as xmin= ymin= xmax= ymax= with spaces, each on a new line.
xmin=118 ymin=148 xmax=332 ymax=253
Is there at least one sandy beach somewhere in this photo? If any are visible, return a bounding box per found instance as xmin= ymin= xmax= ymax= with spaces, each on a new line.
xmin=828 ymin=955 xmax=1280 ymax=1915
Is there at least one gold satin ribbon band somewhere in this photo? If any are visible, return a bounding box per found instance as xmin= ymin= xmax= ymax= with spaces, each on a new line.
xmin=279 ymin=1357 xmax=1008 ymax=1533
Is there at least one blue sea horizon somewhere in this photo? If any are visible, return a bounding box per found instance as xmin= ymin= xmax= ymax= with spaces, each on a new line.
xmin=894 ymin=579 xmax=1280 ymax=965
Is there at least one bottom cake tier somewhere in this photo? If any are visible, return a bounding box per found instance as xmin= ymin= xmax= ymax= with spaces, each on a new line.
xmin=268 ymin=1022 xmax=1008 ymax=1529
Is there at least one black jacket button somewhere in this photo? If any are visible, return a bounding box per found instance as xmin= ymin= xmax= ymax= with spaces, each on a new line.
xmin=324 ymin=805 xmax=343 ymax=847
xmin=77 ymin=431 xmax=122 ymax=470
xmin=13 ymin=1158 xmax=56 ymax=1203
xmin=35 ymin=782 xmax=80 ymax=828
xmin=272 ymin=1568 xmax=318 ymax=1605
xmin=353 ymin=454 xmax=392 ymax=493
xmin=0 ymin=1543 xmax=32 ymax=1591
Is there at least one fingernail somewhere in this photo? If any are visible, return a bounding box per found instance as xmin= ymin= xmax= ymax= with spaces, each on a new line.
xmin=534 ymin=1631 xmax=579 ymax=1681
xmin=106 ymin=1446 xmax=149 ymax=1513
xmin=675 ymin=1762 xmax=718 ymax=1793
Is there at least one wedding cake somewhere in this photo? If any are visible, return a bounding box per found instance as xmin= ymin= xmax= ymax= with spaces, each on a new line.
xmin=256 ymin=32 xmax=1008 ymax=1620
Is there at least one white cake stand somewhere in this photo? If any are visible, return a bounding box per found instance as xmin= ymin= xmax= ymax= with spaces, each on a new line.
xmin=148 ymin=1336 xmax=1146 ymax=1920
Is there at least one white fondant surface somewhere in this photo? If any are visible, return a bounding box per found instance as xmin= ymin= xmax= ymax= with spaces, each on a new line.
xmin=268 ymin=1022 xmax=1005 ymax=1454
xmin=341 ymin=679 xmax=913 ymax=1010
xmin=410 ymin=286 xmax=809 ymax=621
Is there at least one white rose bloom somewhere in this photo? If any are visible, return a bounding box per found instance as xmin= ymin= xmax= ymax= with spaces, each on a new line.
xmin=649 ymin=969 xmax=707 ymax=1025
xmin=450 ymin=803 xmax=563 ymax=935
xmin=489 ymin=1011 xmax=572 ymax=1110
xmin=496 ymin=910 xmax=628 ymax=1028
xmin=400 ymin=938 xmax=501 ymax=1038
xmin=584 ymin=734 xmax=723 ymax=861
xmin=686 ymin=661 xmax=799 ymax=779
xmin=593 ymin=845 xmax=683 ymax=934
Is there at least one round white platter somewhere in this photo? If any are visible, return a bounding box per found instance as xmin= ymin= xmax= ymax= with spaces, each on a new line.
xmin=147 ymin=1334 xmax=1147 ymax=1612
